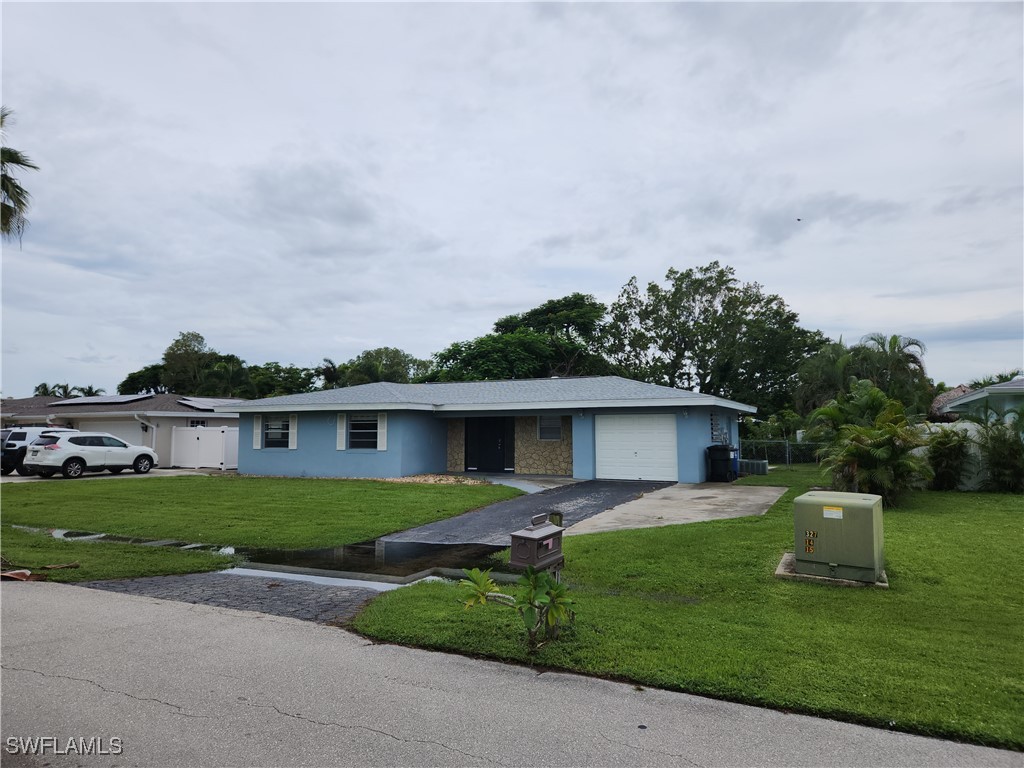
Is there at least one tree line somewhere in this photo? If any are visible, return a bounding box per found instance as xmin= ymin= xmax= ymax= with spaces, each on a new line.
xmin=101 ymin=260 xmax=1017 ymax=423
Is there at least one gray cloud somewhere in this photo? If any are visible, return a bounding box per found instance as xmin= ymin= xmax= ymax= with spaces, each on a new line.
xmin=1 ymin=2 xmax=1020 ymax=395
xmin=751 ymin=193 xmax=906 ymax=247
xmin=932 ymin=185 xmax=1024 ymax=216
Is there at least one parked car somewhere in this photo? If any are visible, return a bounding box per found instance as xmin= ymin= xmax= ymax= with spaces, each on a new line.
xmin=23 ymin=432 xmax=158 ymax=479
xmin=1 ymin=427 xmax=79 ymax=476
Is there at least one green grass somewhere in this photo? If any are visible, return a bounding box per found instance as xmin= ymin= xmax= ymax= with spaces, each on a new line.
xmin=353 ymin=465 xmax=1024 ymax=749
xmin=1 ymin=525 xmax=233 ymax=582
xmin=0 ymin=475 xmax=521 ymax=549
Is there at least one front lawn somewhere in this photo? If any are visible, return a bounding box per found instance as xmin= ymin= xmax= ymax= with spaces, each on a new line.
xmin=1 ymin=525 xmax=233 ymax=583
xmin=1 ymin=475 xmax=520 ymax=549
xmin=352 ymin=465 xmax=1024 ymax=750
xmin=1 ymin=475 xmax=519 ymax=582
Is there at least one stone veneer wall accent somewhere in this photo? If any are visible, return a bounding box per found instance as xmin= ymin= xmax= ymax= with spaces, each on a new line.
xmin=446 ymin=419 xmax=465 ymax=472
xmin=514 ymin=416 xmax=572 ymax=476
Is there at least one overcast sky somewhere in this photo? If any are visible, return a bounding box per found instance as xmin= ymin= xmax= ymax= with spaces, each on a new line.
xmin=2 ymin=2 xmax=1021 ymax=400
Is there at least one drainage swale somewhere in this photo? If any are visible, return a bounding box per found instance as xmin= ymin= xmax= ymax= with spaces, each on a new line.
xmin=242 ymin=540 xmax=509 ymax=579
xmin=15 ymin=525 xmax=512 ymax=583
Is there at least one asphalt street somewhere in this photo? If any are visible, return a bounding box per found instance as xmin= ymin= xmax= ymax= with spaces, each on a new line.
xmin=2 ymin=582 xmax=1016 ymax=768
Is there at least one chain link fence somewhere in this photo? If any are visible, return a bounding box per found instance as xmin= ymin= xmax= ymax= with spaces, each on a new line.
xmin=739 ymin=439 xmax=827 ymax=465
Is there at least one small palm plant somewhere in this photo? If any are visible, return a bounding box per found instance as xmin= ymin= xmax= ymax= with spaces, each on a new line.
xmin=926 ymin=427 xmax=974 ymax=491
xmin=460 ymin=566 xmax=576 ymax=653
xmin=972 ymin=408 xmax=1023 ymax=494
xmin=820 ymin=402 xmax=932 ymax=506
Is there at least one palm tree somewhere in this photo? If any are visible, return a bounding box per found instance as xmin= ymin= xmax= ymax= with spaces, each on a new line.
xmin=33 ymin=382 xmax=56 ymax=397
xmin=1 ymin=107 xmax=39 ymax=242
xmin=793 ymin=339 xmax=854 ymax=413
xmin=856 ymin=333 xmax=931 ymax=413
xmin=72 ymin=385 xmax=106 ymax=397
xmin=316 ymin=358 xmax=345 ymax=390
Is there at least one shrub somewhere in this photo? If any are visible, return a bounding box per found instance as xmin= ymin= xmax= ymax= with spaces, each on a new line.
xmin=927 ymin=427 xmax=974 ymax=491
xmin=975 ymin=415 xmax=1024 ymax=494
xmin=820 ymin=404 xmax=932 ymax=506
xmin=460 ymin=567 xmax=575 ymax=653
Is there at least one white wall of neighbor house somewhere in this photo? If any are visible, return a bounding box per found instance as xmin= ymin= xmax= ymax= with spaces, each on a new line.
xmin=61 ymin=416 xmax=238 ymax=467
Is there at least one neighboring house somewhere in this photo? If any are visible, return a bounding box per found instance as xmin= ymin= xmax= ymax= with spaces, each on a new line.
xmin=938 ymin=378 xmax=1024 ymax=423
xmin=214 ymin=376 xmax=756 ymax=482
xmin=1 ymin=394 xmax=243 ymax=468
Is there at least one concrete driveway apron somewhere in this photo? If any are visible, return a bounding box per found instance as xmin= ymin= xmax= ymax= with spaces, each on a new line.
xmin=565 ymin=482 xmax=788 ymax=536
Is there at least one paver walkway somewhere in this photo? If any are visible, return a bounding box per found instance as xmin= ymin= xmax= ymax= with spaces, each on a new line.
xmin=84 ymin=572 xmax=378 ymax=624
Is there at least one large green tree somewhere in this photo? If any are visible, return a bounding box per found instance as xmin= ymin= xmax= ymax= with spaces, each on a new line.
xmin=117 ymin=364 xmax=168 ymax=395
xmin=1 ymin=107 xmax=38 ymax=242
xmin=247 ymin=362 xmax=317 ymax=398
xmin=494 ymin=293 xmax=612 ymax=377
xmin=160 ymin=332 xmax=218 ymax=394
xmin=426 ymin=294 xmax=614 ymax=382
xmin=199 ymin=354 xmax=252 ymax=397
xmin=605 ymin=262 xmax=825 ymax=413
xmin=343 ymin=347 xmax=430 ymax=386
xmin=426 ymin=329 xmax=557 ymax=382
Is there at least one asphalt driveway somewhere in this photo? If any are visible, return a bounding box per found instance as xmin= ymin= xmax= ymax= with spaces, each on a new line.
xmin=382 ymin=479 xmax=674 ymax=546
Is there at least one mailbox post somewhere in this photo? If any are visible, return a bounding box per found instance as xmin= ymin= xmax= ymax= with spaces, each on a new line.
xmin=510 ymin=513 xmax=564 ymax=574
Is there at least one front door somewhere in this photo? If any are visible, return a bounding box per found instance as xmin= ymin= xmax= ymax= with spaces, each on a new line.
xmin=465 ymin=417 xmax=514 ymax=472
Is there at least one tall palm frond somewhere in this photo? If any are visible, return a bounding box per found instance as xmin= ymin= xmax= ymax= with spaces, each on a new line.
xmin=1 ymin=107 xmax=39 ymax=242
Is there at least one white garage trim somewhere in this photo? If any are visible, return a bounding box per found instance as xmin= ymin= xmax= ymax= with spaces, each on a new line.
xmin=595 ymin=414 xmax=678 ymax=482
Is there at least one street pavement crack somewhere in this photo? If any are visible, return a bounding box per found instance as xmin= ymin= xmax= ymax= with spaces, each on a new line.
xmin=597 ymin=730 xmax=704 ymax=767
xmin=244 ymin=701 xmax=510 ymax=766
xmin=2 ymin=665 xmax=211 ymax=719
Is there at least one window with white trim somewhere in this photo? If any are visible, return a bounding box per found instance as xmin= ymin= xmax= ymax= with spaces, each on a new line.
xmin=189 ymin=419 xmax=208 ymax=428
xmin=263 ymin=416 xmax=290 ymax=448
xmin=538 ymin=414 xmax=562 ymax=441
xmin=348 ymin=414 xmax=379 ymax=449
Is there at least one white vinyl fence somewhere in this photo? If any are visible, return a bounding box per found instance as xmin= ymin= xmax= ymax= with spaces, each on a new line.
xmin=170 ymin=426 xmax=239 ymax=470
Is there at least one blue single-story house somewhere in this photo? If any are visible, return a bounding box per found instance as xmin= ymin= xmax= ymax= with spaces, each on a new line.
xmin=215 ymin=376 xmax=756 ymax=482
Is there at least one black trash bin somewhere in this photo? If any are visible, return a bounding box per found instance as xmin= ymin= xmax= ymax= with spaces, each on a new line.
xmin=707 ymin=444 xmax=738 ymax=482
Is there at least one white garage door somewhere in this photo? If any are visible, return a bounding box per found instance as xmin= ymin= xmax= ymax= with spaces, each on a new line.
xmin=595 ymin=414 xmax=678 ymax=481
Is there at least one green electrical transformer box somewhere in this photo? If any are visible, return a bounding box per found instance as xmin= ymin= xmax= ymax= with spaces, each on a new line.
xmin=793 ymin=491 xmax=884 ymax=583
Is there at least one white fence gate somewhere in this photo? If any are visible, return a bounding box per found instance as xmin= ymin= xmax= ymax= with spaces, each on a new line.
xmin=171 ymin=426 xmax=239 ymax=470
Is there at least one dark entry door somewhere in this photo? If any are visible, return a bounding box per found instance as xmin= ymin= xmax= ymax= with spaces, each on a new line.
xmin=465 ymin=417 xmax=514 ymax=472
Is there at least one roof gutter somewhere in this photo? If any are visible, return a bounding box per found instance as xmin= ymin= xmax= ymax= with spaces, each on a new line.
xmin=217 ymin=397 xmax=757 ymax=415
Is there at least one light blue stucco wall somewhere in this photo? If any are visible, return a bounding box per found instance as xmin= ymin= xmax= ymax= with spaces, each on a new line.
xmin=237 ymin=411 xmax=447 ymax=479
xmin=238 ymin=405 xmax=746 ymax=481
xmin=571 ymin=414 xmax=596 ymax=480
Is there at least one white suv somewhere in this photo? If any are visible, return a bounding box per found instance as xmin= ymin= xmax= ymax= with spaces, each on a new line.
xmin=23 ymin=432 xmax=159 ymax=479
xmin=2 ymin=427 xmax=79 ymax=476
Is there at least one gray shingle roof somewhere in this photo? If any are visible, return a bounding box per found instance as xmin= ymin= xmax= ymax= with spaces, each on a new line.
xmin=2 ymin=393 xmax=244 ymax=420
xmin=221 ymin=376 xmax=756 ymax=413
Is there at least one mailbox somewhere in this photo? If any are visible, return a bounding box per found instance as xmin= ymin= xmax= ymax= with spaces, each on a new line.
xmin=509 ymin=513 xmax=564 ymax=572
xmin=793 ymin=491 xmax=884 ymax=583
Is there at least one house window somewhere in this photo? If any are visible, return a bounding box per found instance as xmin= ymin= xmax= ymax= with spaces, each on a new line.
xmin=538 ymin=415 xmax=562 ymax=441
xmin=263 ymin=416 xmax=290 ymax=448
xmin=189 ymin=419 xmax=208 ymax=428
xmin=349 ymin=415 xmax=379 ymax=449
